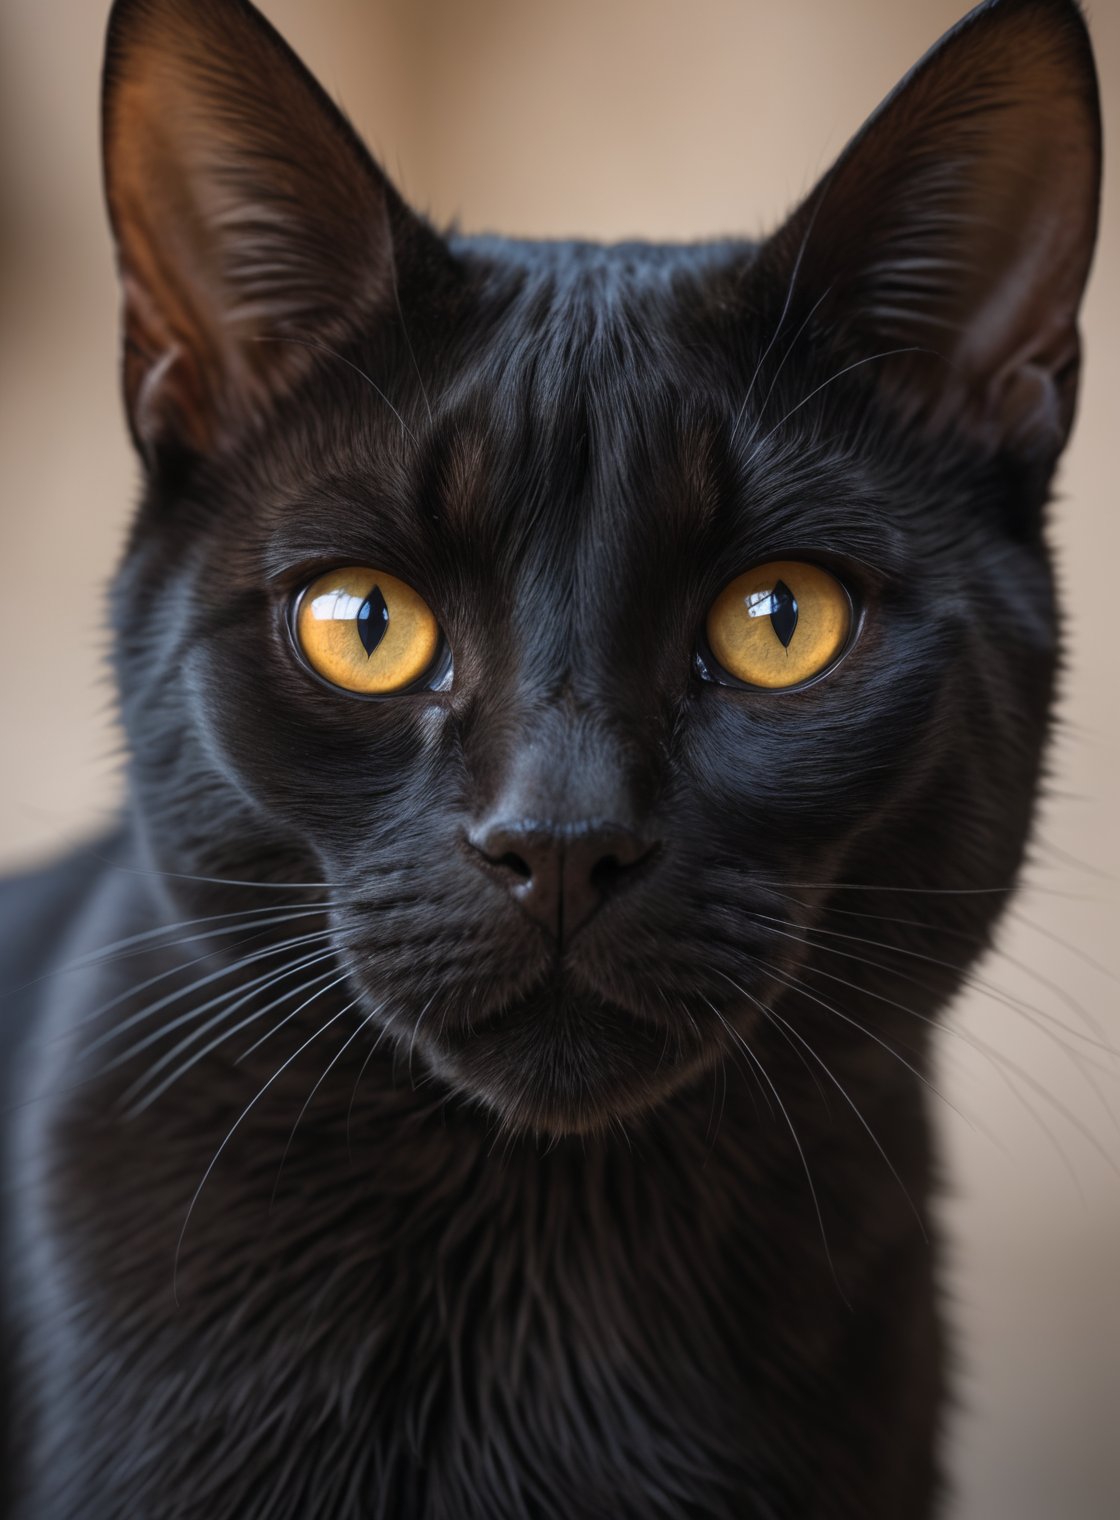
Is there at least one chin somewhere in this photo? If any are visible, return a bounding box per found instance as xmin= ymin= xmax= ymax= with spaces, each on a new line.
xmin=423 ymin=986 xmax=715 ymax=1138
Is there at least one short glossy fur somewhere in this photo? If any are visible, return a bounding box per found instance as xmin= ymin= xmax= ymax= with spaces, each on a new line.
xmin=0 ymin=1 xmax=1101 ymax=1515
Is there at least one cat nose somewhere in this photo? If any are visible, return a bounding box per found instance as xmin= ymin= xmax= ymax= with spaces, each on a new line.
xmin=467 ymin=820 xmax=656 ymax=946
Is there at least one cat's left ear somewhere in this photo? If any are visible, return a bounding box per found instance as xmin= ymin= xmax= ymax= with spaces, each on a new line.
xmin=760 ymin=0 xmax=1101 ymax=465
xmin=102 ymin=0 xmax=433 ymax=464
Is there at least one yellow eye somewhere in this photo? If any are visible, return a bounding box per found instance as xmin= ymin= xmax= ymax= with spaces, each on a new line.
xmin=295 ymin=567 xmax=442 ymax=695
xmin=704 ymin=560 xmax=853 ymax=690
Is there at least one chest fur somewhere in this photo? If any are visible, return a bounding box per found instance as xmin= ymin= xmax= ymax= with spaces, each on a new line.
xmin=21 ymin=1075 xmax=825 ymax=1519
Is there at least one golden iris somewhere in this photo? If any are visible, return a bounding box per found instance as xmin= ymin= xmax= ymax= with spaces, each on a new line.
xmin=705 ymin=560 xmax=852 ymax=689
xmin=295 ymin=567 xmax=440 ymax=695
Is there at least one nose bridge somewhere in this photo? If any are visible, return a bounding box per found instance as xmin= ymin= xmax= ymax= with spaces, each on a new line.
xmin=482 ymin=690 xmax=640 ymax=831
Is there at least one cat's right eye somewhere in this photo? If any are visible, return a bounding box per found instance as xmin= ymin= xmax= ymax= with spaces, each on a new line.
xmin=701 ymin=560 xmax=854 ymax=690
xmin=292 ymin=567 xmax=445 ymax=696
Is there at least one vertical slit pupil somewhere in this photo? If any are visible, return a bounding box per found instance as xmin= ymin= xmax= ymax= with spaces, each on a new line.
xmin=769 ymin=579 xmax=798 ymax=648
xmin=357 ymin=584 xmax=390 ymax=657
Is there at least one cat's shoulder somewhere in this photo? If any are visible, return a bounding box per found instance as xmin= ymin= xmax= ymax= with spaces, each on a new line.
xmin=0 ymin=830 xmax=123 ymax=1077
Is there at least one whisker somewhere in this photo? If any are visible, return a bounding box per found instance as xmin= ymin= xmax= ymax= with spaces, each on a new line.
xmin=706 ymin=1049 xmax=729 ymax=1146
xmin=726 ymin=243 xmax=814 ymax=443
xmin=80 ymin=928 xmax=336 ymax=1053
xmin=346 ymin=1022 xmax=392 ymax=1166
xmin=789 ymin=900 xmax=1100 ymax=1047
xmin=1010 ymin=907 xmax=1120 ymax=991
xmin=744 ymin=871 xmax=1095 ymax=903
xmin=270 ymin=1000 xmax=383 ymax=1209
xmin=761 ymin=917 xmax=1120 ymax=1140
xmin=79 ymin=905 xmax=329 ymax=1015
xmin=250 ymin=334 xmax=417 ymax=443
xmin=391 ymin=278 xmax=433 ymax=424
xmin=705 ymin=999 xmax=846 ymax=1302
xmin=1 ymin=901 xmax=337 ymax=1003
xmin=657 ymin=988 xmax=732 ymax=1139
xmin=86 ymin=907 xmax=332 ymax=970
xmin=756 ymin=927 xmax=1120 ymax=1184
xmin=729 ymin=192 xmax=827 ymax=445
xmin=172 ymin=994 xmax=357 ymax=1305
xmin=235 ymin=969 xmax=354 ymax=1065
xmin=1031 ymin=833 xmax=1116 ymax=884
xmin=736 ymin=283 xmax=834 ymax=448
xmin=746 ymin=346 xmax=935 ymax=456
xmin=754 ymin=878 xmax=1022 ymax=896
xmin=87 ymin=848 xmax=348 ymax=893
xmin=715 ymin=970 xmax=927 ymax=1240
xmin=711 ymin=978 xmax=833 ymax=1116
xmin=752 ymin=957 xmax=987 ymax=1142
xmin=407 ymin=994 xmax=440 ymax=1091
xmin=127 ymin=966 xmax=347 ymax=1119
xmin=750 ymin=912 xmax=1119 ymax=1061
xmin=117 ymin=950 xmax=339 ymax=1110
xmin=654 ymin=984 xmax=702 ymax=1049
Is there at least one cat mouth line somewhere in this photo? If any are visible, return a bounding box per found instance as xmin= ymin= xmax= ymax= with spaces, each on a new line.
xmin=344 ymin=936 xmax=798 ymax=1053
xmin=412 ymin=970 xmax=752 ymax=1064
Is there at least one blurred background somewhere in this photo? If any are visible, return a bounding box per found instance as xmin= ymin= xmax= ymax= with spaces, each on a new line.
xmin=1 ymin=1 xmax=1116 ymax=1513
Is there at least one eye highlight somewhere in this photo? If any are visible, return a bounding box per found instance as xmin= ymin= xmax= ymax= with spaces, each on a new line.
xmin=703 ymin=560 xmax=853 ymax=690
xmin=294 ymin=567 xmax=442 ymax=695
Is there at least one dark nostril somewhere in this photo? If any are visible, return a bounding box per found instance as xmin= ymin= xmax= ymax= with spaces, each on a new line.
xmin=592 ymin=826 xmax=654 ymax=875
xmin=467 ymin=820 xmax=656 ymax=944
xmin=467 ymin=828 xmax=545 ymax=887
xmin=494 ymin=850 xmax=533 ymax=881
xmin=590 ymin=851 xmax=628 ymax=890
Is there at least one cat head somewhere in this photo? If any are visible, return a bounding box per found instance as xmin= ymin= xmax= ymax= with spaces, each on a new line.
xmin=101 ymin=0 xmax=1100 ymax=1135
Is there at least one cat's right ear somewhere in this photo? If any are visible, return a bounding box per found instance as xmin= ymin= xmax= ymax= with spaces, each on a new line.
xmin=755 ymin=0 xmax=1101 ymax=471
xmin=102 ymin=0 xmax=423 ymax=465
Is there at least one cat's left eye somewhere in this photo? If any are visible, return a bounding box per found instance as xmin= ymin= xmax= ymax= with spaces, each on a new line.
xmin=700 ymin=560 xmax=854 ymax=690
xmin=292 ymin=567 xmax=445 ymax=696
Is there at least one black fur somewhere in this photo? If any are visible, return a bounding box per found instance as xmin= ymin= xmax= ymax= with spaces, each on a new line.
xmin=0 ymin=1 xmax=1101 ymax=1515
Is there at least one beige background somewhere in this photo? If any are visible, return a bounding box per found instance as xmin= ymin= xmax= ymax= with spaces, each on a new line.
xmin=1 ymin=1 xmax=1117 ymax=1514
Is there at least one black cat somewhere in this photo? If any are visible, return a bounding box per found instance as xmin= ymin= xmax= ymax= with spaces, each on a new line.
xmin=0 ymin=0 xmax=1101 ymax=1515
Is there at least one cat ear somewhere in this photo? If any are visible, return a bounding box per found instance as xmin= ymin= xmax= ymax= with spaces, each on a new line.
xmin=102 ymin=0 xmax=416 ymax=463
xmin=761 ymin=0 xmax=1101 ymax=464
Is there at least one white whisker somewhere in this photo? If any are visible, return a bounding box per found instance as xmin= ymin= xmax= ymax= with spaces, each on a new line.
xmin=172 ymin=995 xmax=357 ymax=1304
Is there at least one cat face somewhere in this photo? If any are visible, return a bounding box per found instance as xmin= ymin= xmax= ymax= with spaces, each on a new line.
xmin=103 ymin=0 xmax=1099 ymax=1133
